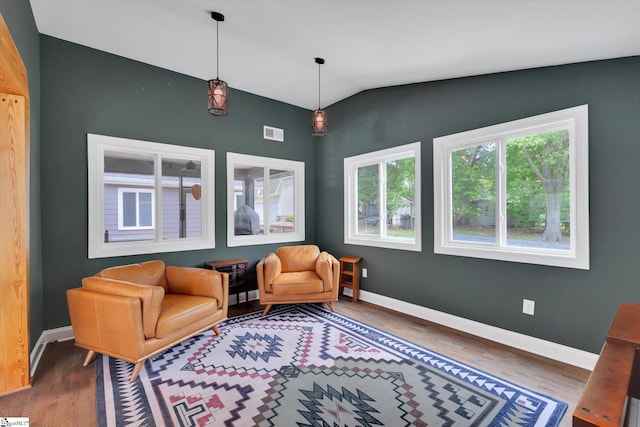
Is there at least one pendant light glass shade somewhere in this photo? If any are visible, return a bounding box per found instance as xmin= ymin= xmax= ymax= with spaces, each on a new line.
xmin=208 ymin=78 xmax=228 ymax=116
xmin=312 ymin=109 xmax=327 ymax=137
xmin=208 ymin=12 xmax=227 ymax=116
xmin=312 ymin=57 xmax=327 ymax=137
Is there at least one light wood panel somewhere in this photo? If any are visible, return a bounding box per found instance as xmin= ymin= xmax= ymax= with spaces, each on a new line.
xmin=0 ymin=13 xmax=30 ymax=396
xmin=0 ymin=93 xmax=29 ymax=396
xmin=0 ymin=15 xmax=28 ymax=97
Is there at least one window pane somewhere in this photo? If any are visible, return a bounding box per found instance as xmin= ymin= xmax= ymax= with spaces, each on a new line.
xmin=104 ymin=152 xmax=155 ymax=241
xmin=433 ymin=105 xmax=588 ymax=269
xmin=506 ymin=130 xmax=570 ymax=250
xmin=345 ymin=142 xmax=421 ymax=251
xmin=386 ymin=157 xmax=415 ymax=238
xmin=268 ymin=169 xmax=295 ymax=234
xmin=138 ymin=192 xmax=153 ymax=227
xmin=122 ymin=192 xmax=137 ymax=227
xmin=451 ymin=143 xmax=496 ymax=244
xmin=160 ymin=159 xmax=202 ymax=240
xmin=233 ymin=165 xmax=264 ymax=235
xmin=89 ymin=134 xmax=215 ymax=258
xmin=357 ymin=164 xmax=379 ymax=235
xmin=227 ymin=152 xmax=305 ymax=247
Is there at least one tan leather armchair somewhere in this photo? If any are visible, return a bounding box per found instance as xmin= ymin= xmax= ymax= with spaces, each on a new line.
xmin=257 ymin=245 xmax=340 ymax=315
xmin=66 ymin=260 xmax=229 ymax=381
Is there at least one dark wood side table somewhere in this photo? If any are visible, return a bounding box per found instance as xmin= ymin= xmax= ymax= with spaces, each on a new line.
xmin=339 ymin=256 xmax=362 ymax=302
xmin=204 ymin=258 xmax=249 ymax=304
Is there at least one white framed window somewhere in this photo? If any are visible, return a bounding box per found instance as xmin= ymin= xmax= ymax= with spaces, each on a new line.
xmin=117 ymin=188 xmax=155 ymax=230
xmin=227 ymin=152 xmax=305 ymax=247
xmin=344 ymin=142 xmax=422 ymax=251
xmin=433 ymin=105 xmax=589 ymax=269
xmin=88 ymin=133 xmax=215 ymax=258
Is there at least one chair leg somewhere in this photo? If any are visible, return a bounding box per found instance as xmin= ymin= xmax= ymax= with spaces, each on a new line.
xmin=212 ymin=325 xmax=221 ymax=336
xmin=82 ymin=350 xmax=96 ymax=367
xmin=129 ymin=361 xmax=145 ymax=382
xmin=262 ymin=304 xmax=272 ymax=316
xmin=326 ymin=302 xmax=335 ymax=312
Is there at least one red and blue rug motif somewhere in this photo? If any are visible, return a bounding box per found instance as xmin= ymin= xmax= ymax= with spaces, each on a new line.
xmin=96 ymin=304 xmax=567 ymax=426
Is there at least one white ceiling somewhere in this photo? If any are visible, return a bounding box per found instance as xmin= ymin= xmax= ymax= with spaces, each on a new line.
xmin=29 ymin=0 xmax=640 ymax=110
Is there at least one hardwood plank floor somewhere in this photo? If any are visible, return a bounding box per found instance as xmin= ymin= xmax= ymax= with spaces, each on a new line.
xmin=0 ymin=297 xmax=590 ymax=426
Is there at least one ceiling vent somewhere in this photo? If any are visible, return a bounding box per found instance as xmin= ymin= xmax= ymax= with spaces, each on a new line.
xmin=263 ymin=125 xmax=284 ymax=142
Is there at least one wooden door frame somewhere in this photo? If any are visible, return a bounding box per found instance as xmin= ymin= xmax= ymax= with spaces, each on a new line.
xmin=0 ymin=12 xmax=31 ymax=395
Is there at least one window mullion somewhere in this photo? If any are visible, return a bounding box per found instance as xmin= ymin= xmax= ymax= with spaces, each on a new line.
xmin=263 ymin=166 xmax=270 ymax=236
xmin=380 ymin=160 xmax=386 ymax=238
xmin=351 ymin=165 xmax=358 ymax=236
xmin=135 ymin=192 xmax=140 ymax=227
xmin=497 ymin=139 xmax=507 ymax=247
xmin=154 ymin=154 xmax=162 ymax=242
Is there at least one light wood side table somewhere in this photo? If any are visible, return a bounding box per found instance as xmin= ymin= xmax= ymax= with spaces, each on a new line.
xmin=339 ymin=255 xmax=362 ymax=302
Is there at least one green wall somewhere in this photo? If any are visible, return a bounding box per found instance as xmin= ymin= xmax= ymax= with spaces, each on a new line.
xmin=0 ymin=0 xmax=43 ymax=349
xmin=39 ymin=36 xmax=317 ymax=329
xmin=317 ymin=57 xmax=640 ymax=354
xmin=10 ymin=5 xmax=640 ymax=355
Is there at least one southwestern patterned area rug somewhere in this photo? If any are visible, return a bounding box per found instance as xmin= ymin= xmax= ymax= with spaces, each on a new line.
xmin=96 ymin=304 xmax=567 ymax=426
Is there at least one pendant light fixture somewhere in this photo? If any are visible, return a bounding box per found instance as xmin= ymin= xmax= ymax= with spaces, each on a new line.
xmin=312 ymin=57 xmax=327 ymax=137
xmin=208 ymin=11 xmax=228 ymax=116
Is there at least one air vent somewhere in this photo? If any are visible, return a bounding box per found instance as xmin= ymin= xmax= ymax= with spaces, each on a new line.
xmin=263 ymin=125 xmax=284 ymax=142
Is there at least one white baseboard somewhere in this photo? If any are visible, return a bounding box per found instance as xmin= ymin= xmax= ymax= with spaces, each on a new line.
xmin=30 ymin=288 xmax=597 ymax=377
xmin=30 ymin=325 xmax=74 ymax=377
xmin=356 ymin=289 xmax=598 ymax=371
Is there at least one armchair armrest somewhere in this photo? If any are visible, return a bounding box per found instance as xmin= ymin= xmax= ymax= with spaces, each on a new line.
xmin=165 ymin=266 xmax=228 ymax=310
xmin=82 ymin=276 xmax=164 ymax=339
xmin=316 ymin=251 xmax=338 ymax=291
xmin=67 ymin=287 xmax=147 ymax=359
xmin=258 ymin=253 xmax=281 ymax=293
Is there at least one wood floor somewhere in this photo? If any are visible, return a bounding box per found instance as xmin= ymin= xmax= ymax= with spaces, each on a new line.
xmin=0 ymin=297 xmax=591 ymax=426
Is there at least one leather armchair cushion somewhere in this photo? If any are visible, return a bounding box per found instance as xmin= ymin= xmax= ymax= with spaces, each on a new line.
xmin=272 ymin=271 xmax=323 ymax=295
xmin=97 ymin=260 xmax=169 ymax=292
xmin=276 ymin=245 xmax=320 ymax=272
xmin=155 ymin=294 xmax=218 ymax=338
xmin=165 ymin=266 xmax=225 ymax=309
xmin=82 ymin=276 xmax=164 ymax=339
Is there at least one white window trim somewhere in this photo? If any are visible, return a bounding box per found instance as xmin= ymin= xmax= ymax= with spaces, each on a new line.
xmin=117 ymin=187 xmax=155 ymax=230
xmin=344 ymin=142 xmax=422 ymax=252
xmin=433 ymin=105 xmax=589 ymax=269
xmin=226 ymin=152 xmax=305 ymax=247
xmin=88 ymin=133 xmax=215 ymax=259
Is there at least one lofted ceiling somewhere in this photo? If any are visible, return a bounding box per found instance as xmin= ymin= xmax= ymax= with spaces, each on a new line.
xmin=29 ymin=0 xmax=640 ymax=110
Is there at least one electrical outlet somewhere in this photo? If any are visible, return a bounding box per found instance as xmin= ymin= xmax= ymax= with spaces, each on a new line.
xmin=522 ymin=299 xmax=535 ymax=316
xmin=362 ymin=268 xmax=368 ymax=278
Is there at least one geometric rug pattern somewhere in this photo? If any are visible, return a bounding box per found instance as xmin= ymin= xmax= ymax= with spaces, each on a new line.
xmin=96 ymin=304 xmax=567 ymax=426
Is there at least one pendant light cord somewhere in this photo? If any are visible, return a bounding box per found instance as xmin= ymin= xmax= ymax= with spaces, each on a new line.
xmin=317 ymin=62 xmax=321 ymax=109
xmin=216 ymin=19 xmax=220 ymax=79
